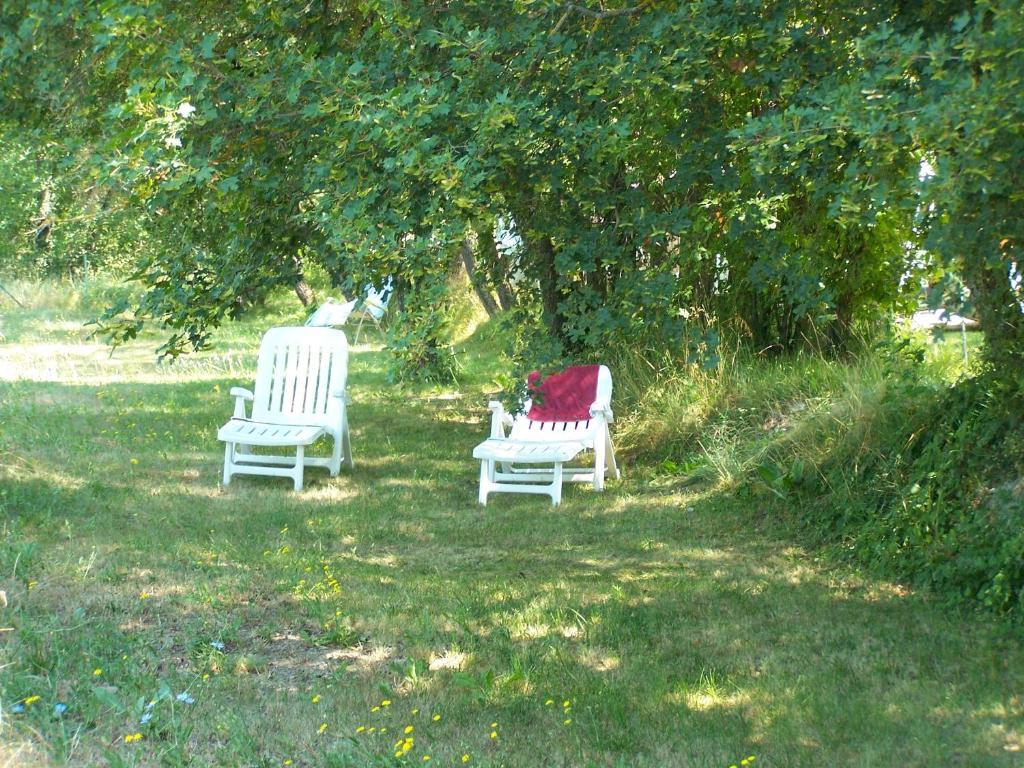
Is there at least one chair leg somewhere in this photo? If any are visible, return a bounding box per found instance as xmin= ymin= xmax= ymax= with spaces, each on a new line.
xmin=478 ymin=460 xmax=490 ymax=505
xmin=294 ymin=445 xmax=305 ymax=491
xmin=551 ymin=462 xmax=564 ymax=505
xmin=593 ymin=437 xmax=606 ymax=492
xmin=222 ymin=442 xmax=234 ymax=486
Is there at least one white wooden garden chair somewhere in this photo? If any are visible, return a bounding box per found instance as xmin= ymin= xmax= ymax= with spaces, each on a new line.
xmin=350 ymin=279 xmax=392 ymax=344
xmin=217 ymin=326 xmax=353 ymax=490
xmin=473 ymin=365 xmax=620 ymax=505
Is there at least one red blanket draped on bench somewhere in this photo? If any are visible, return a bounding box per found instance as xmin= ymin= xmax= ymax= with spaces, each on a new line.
xmin=526 ymin=365 xmax=600 ymax=422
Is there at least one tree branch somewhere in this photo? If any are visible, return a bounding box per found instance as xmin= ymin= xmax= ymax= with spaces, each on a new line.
xmin=562 ymin=3 xmax=647 ymax=19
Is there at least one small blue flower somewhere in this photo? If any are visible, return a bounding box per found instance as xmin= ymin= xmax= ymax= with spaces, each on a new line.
xmin=210 ymin=641 xmax=225 ymax=651
xmin=140 ymin=711 xmax=153 ymax=724
xmin=53 ymin=702 xmax=68 ymax=716
xmin=176 ymin=692 xmax=195 ymax=705
xmin=10 ymin=703 xmax=25 ymax=714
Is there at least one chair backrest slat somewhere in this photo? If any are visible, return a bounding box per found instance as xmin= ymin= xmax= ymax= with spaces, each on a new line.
xmin=252 ymin=327 xmax=348 ymax=429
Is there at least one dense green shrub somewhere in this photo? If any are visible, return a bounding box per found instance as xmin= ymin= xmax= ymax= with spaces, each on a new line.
xmin=617 ymin=334 xmax=1023 ymax=618
xmin=792 ymin=369 xmax=1024 ymax=614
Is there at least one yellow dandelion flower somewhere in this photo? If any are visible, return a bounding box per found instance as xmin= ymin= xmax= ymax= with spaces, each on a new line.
xmin=368 ymin=727 xmax=376 ymax=733
xmin=130 ymin=458 xmax=139 ymax=465
xmin=490 ymin=722 xmax=497 ymax=728
xmin=564 ymin=718 xmax=572 ymax=725
xmin=283 ymin=761 xmax=293 ymax=767
xmin=23 ymin=695 xmax=40 ymax=706
xmin=544 ymin=699 xmax=553 ymax=706
xmin=490 ymin=731 xmax=497 ymax=739
xmin=395 ymin=752 xmax=403 ymax=758
xmin=380 ymin=728 xmax=388 ymax=734
xmin=462 ymin=756 xmax=471 ymax=764
xmin=432 ymin=714 xmax=440 ymax=721
xmin=202 ymin=673 xmax=210 ymax=680
xmin=139 ymin=592 xmax=150 ymax=600
xmin=93 ymin=668 xmax=102 ymax=676
xmin=356 ymin=726 xmax=365 ymax=733
xmin=563 ymin=700 xmax=571 ymax=708
xmin=422 ymin=756 xmax=431 ymax=762
xmin=312 ymin=694 xmax=321 ymax=704
xmin=405 ymin=725 xmax=414 ymax=734
xmin=27 ymin=581 xmax=37 ymax=590
xmin=318 ymin=723 xmax=327 ymax=734
xmin=371 ymin=706 xmax=380 ymax=712
xmin=381 ymin=699 xmax=391 ymax=707
xmin=411 ymin=708 xmax=420 ymax=715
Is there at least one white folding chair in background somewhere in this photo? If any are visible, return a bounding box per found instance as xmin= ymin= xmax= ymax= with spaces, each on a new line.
xmin=351 ymin=279 xmax=393 ymax=344
xmin=473 ymin=365 xmax=620 ymax=505
xmin=217 ymin=326 xmax=354 ymax=490
xmin=304 ymin=279 xmax=393 ymax=345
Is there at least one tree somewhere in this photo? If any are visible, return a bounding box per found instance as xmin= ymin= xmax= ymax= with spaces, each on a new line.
xmin=4 ymin=1 xmax=1017 ymax=373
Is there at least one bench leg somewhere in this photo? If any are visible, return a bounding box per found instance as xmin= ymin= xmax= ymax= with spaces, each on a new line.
xmin=478 ymin=459 xmax=492 ymax=505
xmin=294 ymin=445 xmax=305 ymax=491
xmin=329 ymin=431 xmax=342 ymax=476
xmin=342 ymin=417 xmax=354 ymax=470
xmin=223 ymin=442 xmax=234 ymax=486
xmin=551 ymin=462 xmax=564 ymax=506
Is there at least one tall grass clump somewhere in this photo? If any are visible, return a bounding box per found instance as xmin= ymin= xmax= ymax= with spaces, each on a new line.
xmin=615 ymin=332 xmax=1023 ymax=617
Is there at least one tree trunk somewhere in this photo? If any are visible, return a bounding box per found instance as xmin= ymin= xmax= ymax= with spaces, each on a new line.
xmin=34 ymin=180 xmax=53 ymax=250
xmin=461 ymin=235 xmax=501 ymax=317
xmin=292 ymin=255 xmax=316 ymax=307
xmin=535 ymin=235 xmax=564 ymax=340
xmin=477 ymin=224 xmax=514 ymax=311
xmin=966 ymin=253 xmax=1024 ymax=367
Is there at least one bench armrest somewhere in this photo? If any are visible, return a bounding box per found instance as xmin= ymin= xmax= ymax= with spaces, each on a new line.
xmin=330 ymin=386 xmax=352 ymax=405
xmin=487 ymin=400 xmax=514 ymax=438
xmin=230 ymin=387 xmax=254 ymax=419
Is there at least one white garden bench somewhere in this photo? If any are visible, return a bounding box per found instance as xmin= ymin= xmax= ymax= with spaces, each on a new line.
xmin=218 ymin=327 xmax=353 ymax=490
xmin=473 ymin=365 xmax=620 ymax=505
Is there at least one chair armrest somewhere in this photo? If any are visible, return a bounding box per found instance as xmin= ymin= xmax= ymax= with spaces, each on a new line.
xmin=330 ymin=386 xmax=352 ymax=405
xmin=487 ymin=400 xmax=513 ymax=437
xmin=230 ymin=387 xmax=254 ymax=400
xmin=590 ymin=403 xmax=614 ymax=423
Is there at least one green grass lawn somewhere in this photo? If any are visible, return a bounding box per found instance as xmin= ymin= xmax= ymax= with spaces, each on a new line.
xmin=0 ymin=292 xmax=1021 ymax=767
